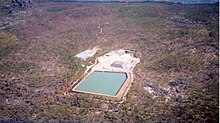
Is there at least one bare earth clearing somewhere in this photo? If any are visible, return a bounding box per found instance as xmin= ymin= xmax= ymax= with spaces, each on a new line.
xmin=0 ymin=2 xmax=219 ymax=122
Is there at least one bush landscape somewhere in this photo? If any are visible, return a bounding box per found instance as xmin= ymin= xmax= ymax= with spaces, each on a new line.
xmin=0 ymin=0 xmax=219 ymax=122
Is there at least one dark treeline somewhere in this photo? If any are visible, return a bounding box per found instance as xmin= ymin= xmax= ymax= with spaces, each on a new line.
xmin=33 ymin=0 xmax=218 ymax=4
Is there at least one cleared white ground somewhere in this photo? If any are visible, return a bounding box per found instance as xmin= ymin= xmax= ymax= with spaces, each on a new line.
xmin=93 ymin=49 xmax=140 ymax=72
xmin=75 ymin=46 xmax=100 ymax=60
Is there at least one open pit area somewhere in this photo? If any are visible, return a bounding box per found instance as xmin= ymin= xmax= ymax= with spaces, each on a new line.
xmin=0 ymin=1 xmax=218 ymax=122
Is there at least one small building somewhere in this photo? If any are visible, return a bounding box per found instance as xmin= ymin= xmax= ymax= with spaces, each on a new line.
xmin=111 ymin=61 xmax=128 ymax=69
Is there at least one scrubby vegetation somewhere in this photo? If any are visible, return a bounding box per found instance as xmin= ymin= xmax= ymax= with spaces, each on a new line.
xmin=0 ymin=1 xmax=218 ymax=122
xmin=46 ymin=6 xmax=68 ymax=12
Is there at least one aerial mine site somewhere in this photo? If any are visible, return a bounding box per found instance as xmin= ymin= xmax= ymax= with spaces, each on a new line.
xmin=0 ymin=0 xmax=219 ymax=122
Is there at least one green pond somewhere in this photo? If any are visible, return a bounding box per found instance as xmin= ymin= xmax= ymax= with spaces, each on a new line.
xmin=75 ymin=71 xmax=127 ymax=96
